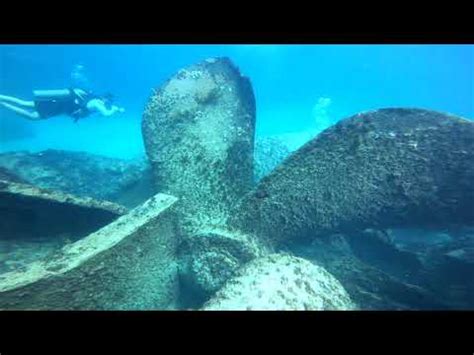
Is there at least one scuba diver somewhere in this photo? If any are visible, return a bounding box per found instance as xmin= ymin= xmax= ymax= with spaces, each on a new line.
xmin=0 ymin=88 xmax=125 ymax=122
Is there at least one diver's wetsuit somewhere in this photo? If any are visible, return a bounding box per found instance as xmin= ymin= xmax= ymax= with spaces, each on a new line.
xmin=33 ymin=88 xmax=92 ymax=120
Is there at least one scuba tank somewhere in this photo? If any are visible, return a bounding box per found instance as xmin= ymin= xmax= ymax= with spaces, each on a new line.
xmin=33 ymin=88 xmax=92 ymax=122
xmin=33 ymin=89 xmax=72 ymax=101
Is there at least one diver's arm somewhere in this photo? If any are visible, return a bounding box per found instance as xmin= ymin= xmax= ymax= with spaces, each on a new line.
xmin=86 ymin=99 xmax=125 ymax=117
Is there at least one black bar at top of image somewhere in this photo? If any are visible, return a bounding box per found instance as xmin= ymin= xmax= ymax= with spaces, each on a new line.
xmin=0 ymin=30 xmax=473 ymax=44
xmin=1 ymin=0 xmax=473 ymax=45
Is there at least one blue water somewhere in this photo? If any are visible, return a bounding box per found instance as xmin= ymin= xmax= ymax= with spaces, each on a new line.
xmin=1 ymin=45 xmax=473 ymax=158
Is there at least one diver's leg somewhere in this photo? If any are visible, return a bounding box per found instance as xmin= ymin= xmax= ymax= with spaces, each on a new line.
xmin=0 ymin=94 xmax=35 ymax=108
xmin=0 ymin=102 xmax=41 ymax=120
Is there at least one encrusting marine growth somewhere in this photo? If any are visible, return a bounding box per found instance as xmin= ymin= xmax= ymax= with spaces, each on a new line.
xmin=1 ymin=57 xmax=473 ymax=310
